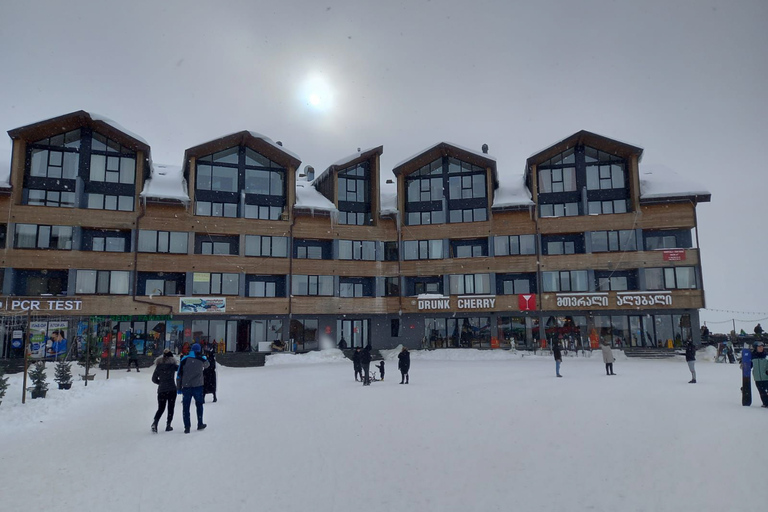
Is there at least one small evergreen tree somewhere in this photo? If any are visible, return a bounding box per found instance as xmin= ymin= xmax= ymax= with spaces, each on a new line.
xmin=78 ymin=332 xmax=100 ymax=369
xmin=0 ymin=367 xmax=9 ymax=404
xmin=29 ymin=361 xmax=49 ymax=397
xmin=54 ymin=361 xmax=73 ymax=388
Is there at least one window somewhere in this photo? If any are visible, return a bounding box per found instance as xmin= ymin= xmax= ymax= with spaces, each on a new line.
xmin=449 ymin=208 xmax=487 ymax=223
xmin=246 ymin=275 xmax=285 ymax=297
xmin=591 ymin=230 xmax=637 ymax=252
xmin=494 ymin=235 xmax=536 ymax=256
xmin=497 ymin=274 xmax=536 ymax=295
xmin=196 ymin=201 xmax=238 ymax=218
xmin=13 ymin=269 xmax=68 ymax=295
xmin=192 ymin=273 xmax=240 ymax=295
xmin=595 ymin=271 xmax=637 ymax=291
xmin=403 ymin=240 xmax=443 ymax=260
xmin=338 ymin=240 xmax=376 ymax=260
xmin=195 ymin=234 xmax=239 ymax=255
xmin=539 ymin=167 xmax=576 ymax=193
xmin=291 ymin=275 xmax=334 ymax=296
xmin=196 ymin=146 xmax=286 ymax=220
xmin=586 ymin=163 xmax=625 ymax=191
xmin=643 ymin=230 xmax=693 ymax=250
xmin=588 ymin=199 xmax=627 ymax=215
xmin=290 ymin=319 xmax=319 ymax=351
xmin=384 ymin=277 xmax=400 ymax=297
xmin=542 ymin=270 xmax=589 ymax=292
xmin=337 ymin=162 xmax=372 ymax=226
xmin=30 ymin=147 xmax=79 ymax=179
xmin=76 ymin=270 xmax=131 ymax=294
xmin=82 ymin=229 xmax=131 ymax=252
xmin=540 ymin=202 xmax=580 ymax=217
xmin=27 ymin=189 xmax=76 ymax=208
xmin=86 ymin=193 xmax=134 ymax=211
xmin=14 ymin=224 xmax=73 ymax=250
xmin=294 ymin=239 xmax=332 ymax=260
xmin=542 ymin=234 xmax=584 ymax=256
xmin=140 ymin=273 xmax=186 ymax=296
xmin=0 ymin=225 xmax=5 ymax=248
xmin=449 ymin=274 xmax=491 ymax=295
xmin=138 ymin=230 xmax=189 ymax=254
xmin=450 ymin=238 xmax=488 ymax=258
xmin=338 ymin=277 xmax=374 ymax=298
xmin=391 ymin=319 xmax=400 ymax=337
xmin=411 ymin=277 xmax=443 ymax=295
xmin=244 ymin=235 xmax=288 ymax=257
xmin=384 ymin=242 xmax=399 ymax=261
xmin=645 ymin=267 xmax=697 ymax=290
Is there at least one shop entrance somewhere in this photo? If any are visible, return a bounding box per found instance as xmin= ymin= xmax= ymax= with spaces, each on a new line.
xmin=338 ymin=319 xmax=369 ymax=348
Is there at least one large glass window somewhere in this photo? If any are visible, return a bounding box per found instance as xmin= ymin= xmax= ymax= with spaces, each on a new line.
xmin=76 ymin=270 xmax=131 ymax=294
xmin=494 ymin=234 xmax=536 ymax=256
xmin=14 ymin=224 xmax=73 ymax=250
xmin=449 ymin=274 xmax=491 ymax=295
xmin=291 ymin=275 xmax=334 ymax=296
xmin=497 ymin=273 xmax=536 ymax=295
xmin=643 ymin=229 xmax=693 ymax=250
xmin=244 ymin=235 xmax=288 ymax=257
xmin=246 ymin=275 xmax=285 ymax=297
xmin=384 ymin=277 xmax=400 ymax=297
xmin=411 ymin=276 xmax=443 ymax=295
xmin=338 ymin=240 xmax=376 ymax=260
xmin=447 ymin=317 xmax=491 ymax=348
xmin=403 ymin=240 xmax=443 ymax=260
xmin=645 ymin=267 xmax=697 ymax=290
xmin=13 ymin=269 xmax=68 ymax=296
xmin=339 ymin=277 xmax=374 ymax=297
xmin=139 ymin=272 xmax=186 ymax=296
xmin=294 ymin=239 xmax=332 ymax=260
xmin=138 ymin=230 xmax=188 ymax=254
xmin=540 ymin=202 xmax=580 ymax=217
xmin=27 ymin=190 xmax=76 ymax=208
xmin=290 ymin=319 xmax=319 ymax=351
xmin=450 ymin=238 xmax=488 ymax=258
xmin=542 ymin=234 xmax=584 ymax=255
xmin=24 ymin=130 xmax=80 ymax=209
xmin=192 ymin=272 xmax=240 ymax=295
xmin=591 ymin=230 xmax=637 ymax=252
xmin=337 ymin=162 xmax=372 ymax=225
xmin=539 ymin=167 xmax=576 ymax=193
xmin=195 ymin=234 xmax=238 ymax=255
xmin=595 ymin=270 xmax=637 ymax=291
xmin=542 ymin=270 xmax=589 ymax=292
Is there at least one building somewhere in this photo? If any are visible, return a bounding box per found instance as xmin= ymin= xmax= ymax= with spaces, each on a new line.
xmin=0 ymin=111 xmax=710 ymax=358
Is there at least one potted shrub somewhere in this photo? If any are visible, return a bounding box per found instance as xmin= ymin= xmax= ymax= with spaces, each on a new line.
xmin=54 ymin=361 xmax=73 ymax=390
xmin=0 ymin=367 xmax=8 ymax=406
xmin=78 ymin=332 xmax=100 ymax=381
xmin=29 ymin=361 xmax=49 ymax=399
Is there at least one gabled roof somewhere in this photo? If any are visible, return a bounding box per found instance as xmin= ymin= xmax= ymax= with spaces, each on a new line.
xmin=313 ymin=146 xmax=383 ymax=184
xmin=182 ymin=131 xmax=301 ymax=174
xmin=392 ymin=142 xmax=499 ymax=190
xmin=526 ymin=130 xmax=644 ymax=171
xmin=7 ymin=110 xmax=151 ymax=154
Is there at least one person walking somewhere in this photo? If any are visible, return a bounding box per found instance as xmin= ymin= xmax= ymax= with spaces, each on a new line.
xmin=685 ymin=339 xmax=697 ymax=383
xmin=361 ymin=345 xmax=372 ymax=386
xmin=203 ymin=346 xmax=217 ymax=403
xmin=176 ymin=343 xmax=210 ymax=434
xmin=751 ymin=342 xmax=768 ymax=407
xmin=127 ymin=341 xmax=140 ymax=372
xmin=601 ymin=342 xmax=616 ymax=375
xmin=151 ymin=349 xmax=178 ymax=433
xmin=553 ymin=339 xmax=563 ymax=377
xmin=352 ymin=347 xmax=363 ymax=382
xmin=398 ymin=347 xmax=410 ymax=384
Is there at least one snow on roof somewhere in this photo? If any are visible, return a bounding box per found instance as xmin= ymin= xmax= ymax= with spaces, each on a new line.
xmin=393 ymin=141 xmax=496 ymax=170
xmin=492 ymin=173 xmax=533 ymax=209
xmin=639 ymin=163 xmax=710 ymax=200
xmin=330 ymin=146 xmax=381 ymax=169
xmin=295 ymin=180 xmax=336 ymax=212
xmin=0 ymin=157 xmax=10 ymax=188
xmin=140 ymin=163 xmax=189 ymax=202
xmin=380 ymin=179 xmax=398 ymax=215
xmin=88 ymin=112 xmax=150 ymax=147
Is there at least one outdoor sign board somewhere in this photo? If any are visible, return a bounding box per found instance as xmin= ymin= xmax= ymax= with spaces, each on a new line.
xmin=179 ymin=297 xmax=227 ymax=313
xmin=663 ymin=249 xmax=686 ymax=261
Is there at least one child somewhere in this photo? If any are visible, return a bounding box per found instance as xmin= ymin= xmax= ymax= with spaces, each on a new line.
xmin=376 ymin=361 xmax=385 ymax=381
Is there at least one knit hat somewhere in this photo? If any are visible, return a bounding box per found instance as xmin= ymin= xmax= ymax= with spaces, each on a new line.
xmin=163 ymin=348 xmax=172 ymax=356
xmin=191 ymin=343 xmax=202 ymax=353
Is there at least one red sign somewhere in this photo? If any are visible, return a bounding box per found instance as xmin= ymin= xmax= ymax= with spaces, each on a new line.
xmin=325 ymin=326 xmax=332 ymax=334
xmin=518 ymin=294 xmax=537 ymax=311
xmin=663 ymin=249 xmax=686 ymax=261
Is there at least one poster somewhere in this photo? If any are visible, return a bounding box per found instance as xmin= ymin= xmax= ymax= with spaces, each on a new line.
xmin=29 ymin=321 xmax=48 ymax=359
xmin=180 ymin=297 xmax=226 ymax=313
xmin=46 ymin=320 xmax=69 ymax=358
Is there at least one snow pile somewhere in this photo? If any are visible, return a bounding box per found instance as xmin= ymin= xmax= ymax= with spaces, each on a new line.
xmin=294 ymin=181 xmax=336 ymax=212
xmin=264 ymin=348 xmax=348 ymax=366
xmin=697 ymin=344 xmax=719 ymax=363
xmin=639 ymin=163 xmax=710 ymax=200
xmin=140 ymin=163 xmax=189 ymax=202
xmin=492 ymin=173 xmax=533 ymax=208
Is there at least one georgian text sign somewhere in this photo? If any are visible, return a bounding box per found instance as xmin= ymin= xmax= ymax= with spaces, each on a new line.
xmin=554 ymin=291 xmax=673 ymax=309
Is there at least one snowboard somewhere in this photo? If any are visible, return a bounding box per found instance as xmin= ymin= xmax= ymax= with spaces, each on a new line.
xmin=741 ymin=348 xmax=752 ymax=406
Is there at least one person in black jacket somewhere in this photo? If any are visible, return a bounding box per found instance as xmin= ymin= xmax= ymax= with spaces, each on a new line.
xmin=376 ymin=360 xmax=385 ymax=381
xmin=553 ymin=340 xmax=563 ymax=378
xmin=352 ymin=347 xmax=363 ymax=382
xmin=361 ymin=345 xmax=372 ymax=386
xmin=151 ymin=349 xmax=179 ymax=433
xmin=203 ymin=346 xmax=217 ymax=403
xmin=685 ymin=340 xmax=697 ymax=383
xmin=398 ymin=347 xmax=410 ymax=384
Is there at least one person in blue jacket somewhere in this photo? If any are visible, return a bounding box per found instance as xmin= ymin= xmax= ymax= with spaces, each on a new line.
xmin=176 ymin=343 xmax=210 ymax=434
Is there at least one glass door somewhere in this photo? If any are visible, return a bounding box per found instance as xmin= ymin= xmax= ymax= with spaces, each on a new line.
xmin=339 ymin=319 xmax=370 ymax=348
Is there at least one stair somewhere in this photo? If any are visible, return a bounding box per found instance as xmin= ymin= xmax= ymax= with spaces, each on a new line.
xmin=623 ymin=347 xmax=678 ymax=359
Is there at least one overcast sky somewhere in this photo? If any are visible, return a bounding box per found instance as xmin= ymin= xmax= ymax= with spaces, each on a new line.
xmin=0 ymin=0 xmax=765 ymax=333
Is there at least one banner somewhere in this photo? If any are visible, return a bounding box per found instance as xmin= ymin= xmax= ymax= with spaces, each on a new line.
xmin=46 ymin=320 xmax=69 ymax=358
xmin=179 ymin=297 xmax=226 ymax=313
xmin=29 ymin=321 xmax=48 ymax=359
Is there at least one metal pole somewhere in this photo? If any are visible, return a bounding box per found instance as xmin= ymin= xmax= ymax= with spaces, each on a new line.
xmin=84 ymin=317 xmax=91 ymax=387
xmin=106 ymin=319 xmax=112 ymax=380
xmin=22 ymin=309 xmax=30 ymax=404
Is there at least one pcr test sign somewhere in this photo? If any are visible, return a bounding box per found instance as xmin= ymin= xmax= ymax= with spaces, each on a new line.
xmin=0 ymin=298 xmax=83 ymax=312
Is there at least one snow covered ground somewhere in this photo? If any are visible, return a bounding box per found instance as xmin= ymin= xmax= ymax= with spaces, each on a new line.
xmin=0 ymin=349 xmax=762 ymax=512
